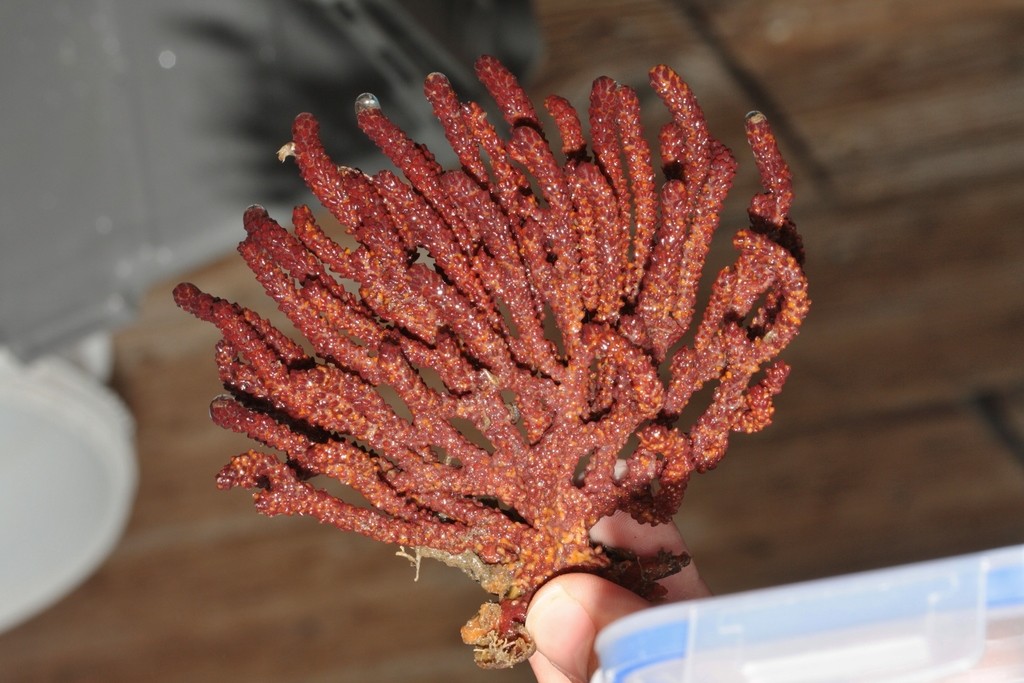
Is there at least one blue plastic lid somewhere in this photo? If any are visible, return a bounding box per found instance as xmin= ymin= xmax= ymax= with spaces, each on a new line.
xmin=594 ymin=544 xmax=1024 ymax=682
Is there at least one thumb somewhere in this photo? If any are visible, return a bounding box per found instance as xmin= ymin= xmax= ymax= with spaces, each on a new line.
xmin=526 ymin=574 xmax=649 ymax=683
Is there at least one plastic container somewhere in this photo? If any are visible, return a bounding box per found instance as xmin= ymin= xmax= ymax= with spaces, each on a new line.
xmin=593 ymin=544 xmax=1024 ymax=682
xmin=0 ymin=348 xmax=136 ymax=632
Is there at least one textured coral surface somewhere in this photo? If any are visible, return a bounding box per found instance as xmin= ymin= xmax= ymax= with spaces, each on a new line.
xmin=174 ymin=55 xmax=809 ymax=668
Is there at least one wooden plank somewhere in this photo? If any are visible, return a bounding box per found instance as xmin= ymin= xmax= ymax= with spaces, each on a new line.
xmin=533 ymin=0 xmax=697 ymax=94
xmin=696 ymin=0 xmax=1024 ymax=201
xmin=772 ymin=173 xmax=1024 ymax=430
xmin=675 ymin=403 xmax=1024 ymax=593
xmin=0 ymin=521 xmax=532 ymax=682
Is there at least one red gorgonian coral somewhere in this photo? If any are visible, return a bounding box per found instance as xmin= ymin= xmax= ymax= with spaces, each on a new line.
xmin=174 ymin=55 xmax=808 ymax=668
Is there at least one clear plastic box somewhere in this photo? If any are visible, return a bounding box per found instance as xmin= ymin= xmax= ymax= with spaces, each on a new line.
xmin=593 ymin=544 xmax=1024 ymax=682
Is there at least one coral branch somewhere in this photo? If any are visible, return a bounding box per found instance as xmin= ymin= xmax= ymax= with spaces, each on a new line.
xmin=175 ymin=56 xmax=809 ymax=669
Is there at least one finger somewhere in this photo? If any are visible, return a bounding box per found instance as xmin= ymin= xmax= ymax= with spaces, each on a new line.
xmin=528 ymin=650 xmax=573 ymax=683
xmin=526 ymin=573 xmax=650 ymax=682
xmin=589 ymin=509 xmax=687 ymax=554
xmin=590 ymin=511 xmax=712 ymax=601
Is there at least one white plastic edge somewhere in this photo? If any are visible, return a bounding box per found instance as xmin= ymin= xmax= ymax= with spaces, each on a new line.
xmin=0 ymin=347 xmax=137 ymax=632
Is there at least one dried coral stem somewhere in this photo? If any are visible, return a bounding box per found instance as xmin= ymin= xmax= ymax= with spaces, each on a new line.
xmin=174 ymin=55 xmax=809 ymax=669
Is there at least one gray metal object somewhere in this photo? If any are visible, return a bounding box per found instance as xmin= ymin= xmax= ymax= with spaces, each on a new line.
xmin=0 ymin=0 xmax=539 ymax=359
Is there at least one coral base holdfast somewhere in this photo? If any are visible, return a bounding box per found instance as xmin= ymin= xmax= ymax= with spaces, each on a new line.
xmin=174 ymin=55 xmax=809 ymax=668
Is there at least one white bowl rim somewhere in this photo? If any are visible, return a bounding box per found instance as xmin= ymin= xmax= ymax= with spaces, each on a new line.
xmin=0 ymin=349 xmax=136 ymax=633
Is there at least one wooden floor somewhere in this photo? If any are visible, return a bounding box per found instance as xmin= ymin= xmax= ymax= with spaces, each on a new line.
xmin=4 ymin=0 xmax=1024 ymax=680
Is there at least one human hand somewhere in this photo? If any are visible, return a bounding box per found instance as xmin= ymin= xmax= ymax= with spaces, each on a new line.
xmin=526 ymin=512 xmax=711 ymax=683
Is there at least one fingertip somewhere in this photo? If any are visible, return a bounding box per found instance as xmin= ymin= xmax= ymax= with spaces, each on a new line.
xmin=589 ymin=510 xmax=687 ymax=555
xmin=527 ymin=582 xmax=593 ymax=683
xmin=527 ymin=575 xmax=651 ymax=682
xmin=528 ymin=573 xmax=652 ymax=634
xmin=529 ymin=649 xmax=578 ymax=683
xmin=588 ymin=512 xmax=713 ymax=602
